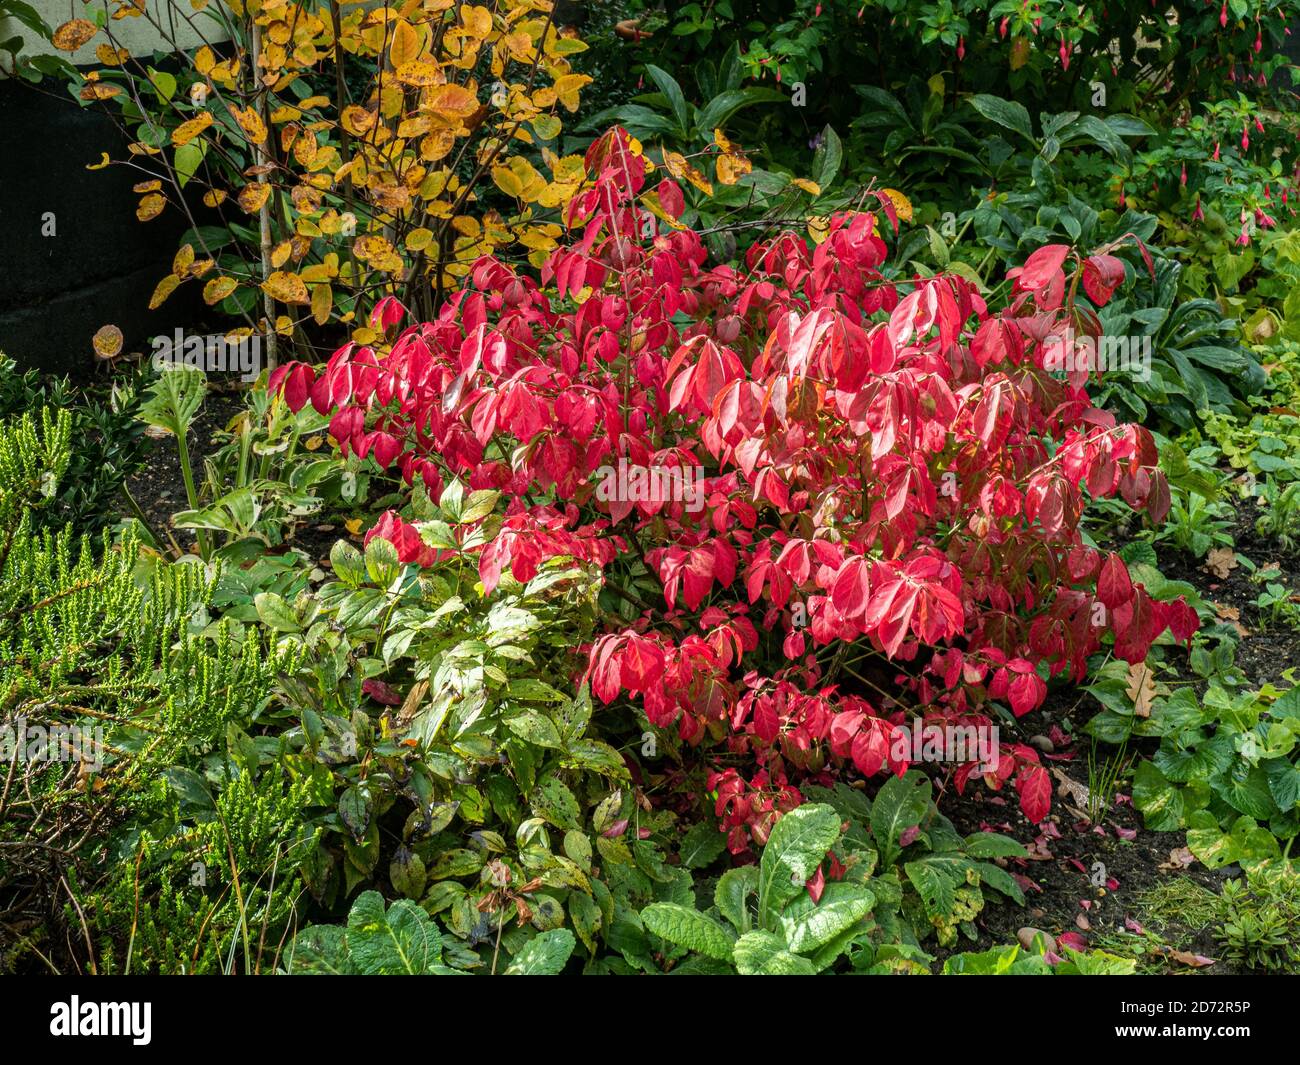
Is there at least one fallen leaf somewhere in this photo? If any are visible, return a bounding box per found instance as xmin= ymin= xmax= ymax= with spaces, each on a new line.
xmin=1167 ymin=948 xmax=1216 ymax=969
xmin=1125 ymin=661 xmax=1156 ymax=718
xmin=1205 ymin=547 xmax=1238 ymax=579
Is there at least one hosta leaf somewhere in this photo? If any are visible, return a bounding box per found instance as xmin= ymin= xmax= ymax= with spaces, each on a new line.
xmin=641 ymin=903 xmax=736 ymax=962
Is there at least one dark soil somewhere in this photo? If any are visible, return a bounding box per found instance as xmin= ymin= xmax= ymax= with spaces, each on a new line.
xmin=929 ymin=503 xmax=1300 ymax=974
xmin=124 ymin=386 xmax=348 ymax=564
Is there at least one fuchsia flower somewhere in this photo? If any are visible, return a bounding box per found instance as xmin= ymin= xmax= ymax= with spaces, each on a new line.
xmin=1180 ymin=163 xmax=1187 ymax=187
xmin=1059 ymin=35 xmax=1070 ymax=70
xmin=1237 ymin=224 xmax=1252 ymax=246
xmin=1220 ymin=2 xmax=1228 ymax=28
xmin=957 ymin=36 xmax=965 ymax=60
xmin=1242 ymin=125 xmax=1250 ymax=151
xmin=1192 ymin=197 xmax=1205 ymax=222
xmin=1213 ymin=141 xmax=1221 ymax=161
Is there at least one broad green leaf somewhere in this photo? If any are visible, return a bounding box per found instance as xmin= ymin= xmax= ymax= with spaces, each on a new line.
xmin=757 ymin=803 xmax=841 ymax=929
xmin=346 ymin=892 xmax=446 ymax=975
xmin=715 ymin=865 xmax=759 ymax=934
xmin=732 ymin=930 xmax=815 ymax=975
xmin=970 ymin=94 xmax=1035 ymax=142
xmin=641 ymin=903 xmax=736 ymax=962
xmin=780 ymin=882 xmax=874 ymax=953
xmin=504 ymin=928 xmax=575 ymax=975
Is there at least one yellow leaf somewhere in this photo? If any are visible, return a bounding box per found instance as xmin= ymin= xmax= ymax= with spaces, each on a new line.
xmin=311 ymin=282 xmax=333 ymax=325
xmin=173 ymin=243 xmax=195 ymax=275
xmin=425 ymin=83 xmax=479 ymax=119
xmin=353 ymin=235 xmax=398 ymax=263
xmin=232 ymin=105 xmax=267 ymax=144
xmin=790 ymin=178 xmax=821 ymax=197
xmin=133 ymin=179 xmax=161 ymax=193
xmin=419 ymin=129 xmax=455 ymax=161
xmin=53 ymin=19 xmax=97 ymax=52
xmin=396 ymin=59 xmax=441 ymax=87
xmin=80 ymin=83 xmax=122 ymax=101
xmin=880 ymin=188 xmax=914 ymax=222
xmin=136 ymin=193 xmax=166 ymax=221
xmin=86 ymin=153 xmax=111 ymax=171
xmin=203 ymin=276 xmax=238 ymax=304
xmin=263 ymin=271 xmax=310 ymax=304
xmin=552 ymin=73 xmax=591 ymax=112
xmin=270 ymin=240 xmax=293 ymax=268
xmin=92 ymin=324 xmax=124 ymax=359
xmin=238 ymin=183 xmax=272 ymax=214
xmin=275 ymin=315 xmax=295 ymax=336
xmin=195 ymin=45 xmax=216 ymax=75
xmin=460 ymin=3 xmax=492 ymax=37
xmin=344 ymin=518 xmax=364 ymax=536
xmin=172 ymin=112 xmax=214 ymax=147
xmin=715 ymin=152 xmax=751 ymax=186
xmin=491 ymin=163 xmax=523 ymax=199
xmin=663 ymin=150 xmax=712 ymax=196
xmin=95 ymin=44 xmax=129 ymax=66
xmin=149 ymin=274 xmax=180 ymax=309
xmin=389 ymin=19 xmax=420 ymax=67
xmin=405 ymin=227 xmax=434 ymax=252
xmin=341 ymin=105 xmax=378 ymax=136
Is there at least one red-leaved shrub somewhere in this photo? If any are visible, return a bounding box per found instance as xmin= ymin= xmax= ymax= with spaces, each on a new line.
xmin=272 ymin=127 xmax=1197 ymax=852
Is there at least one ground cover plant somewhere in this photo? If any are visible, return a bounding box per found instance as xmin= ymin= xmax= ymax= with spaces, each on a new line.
xmin=2 ymin=0 xmax=1300 ymax=989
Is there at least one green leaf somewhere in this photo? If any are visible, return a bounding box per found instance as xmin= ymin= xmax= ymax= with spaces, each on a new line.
xmin=504 ymin=928 xmax=575 ymax=975
xmin=532 ymin=777 xmax=582 ymax=831
xmin=780 ymin=882 xmax=874 ymax=953
xmin=364 ymin=536 xmax=402 ymax=587
xmin=811 ymin=124 xmax=842 ymax=189
xmin=732 ymin=929 xmax=816 ymax=975
xmin=963 ymin=832 xmax=1026 ymax=859
xmin=330 ymin=539 xmax=368 ymax=588
xmin=970 ymin=94 xmax=1035 ymax=142
xmin=715 ymin=865 xmax=759 ymax=934
xmin=505 ymin=709 xmax=563 ymax=749
xmin=346 ymin=892 xmax=446 ymax=975
xmin=680 ymin=821 xmax=728 ymax=869
xmin=756 ymin=803 xmax=841 ymax=929
xmin=253 ymin=591 xmax=301 ymax=633
xmin=870 ymin=771 xmax=931 ymax=866
xmin=641 ymin=903 xmax=737 ymax=962
xmin=645 ymin=64 xmax=690 ymax=137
